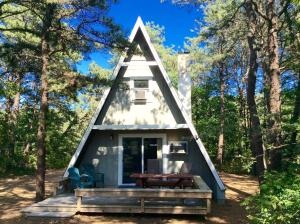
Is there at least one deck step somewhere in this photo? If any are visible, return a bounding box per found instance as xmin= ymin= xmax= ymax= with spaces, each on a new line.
xmin=24 ymin=211 xmax=76 ymax=218
xmin=22 ymin=205 xmax=77 ymax=213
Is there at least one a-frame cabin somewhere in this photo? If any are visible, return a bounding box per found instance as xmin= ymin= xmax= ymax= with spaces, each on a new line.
xmin=64 ymin=17 xmax=225 ymax=201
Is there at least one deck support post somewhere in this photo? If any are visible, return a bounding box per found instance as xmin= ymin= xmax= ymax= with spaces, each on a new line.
xmin=141 ymin=197 xmax=145 ymax=213
xmin=77 ymin=196 xmax=82 ymax=211
xmin=207 ymin=198 xmax=211 ymax=213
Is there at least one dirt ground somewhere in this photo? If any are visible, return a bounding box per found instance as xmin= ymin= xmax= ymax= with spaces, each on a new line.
xmin=0 ymin=170 xmax=259 ymax=224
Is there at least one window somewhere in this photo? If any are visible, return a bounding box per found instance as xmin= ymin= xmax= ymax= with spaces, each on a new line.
xmin=134 ymin=80 xmax=149 ymax=89
xmin=134 ymin=90 xmax=146 ymax=102
xmin=132 ymin=79 xmax=150 ymax=104
xmin=169 ymin=141 xmax=188 ymax=154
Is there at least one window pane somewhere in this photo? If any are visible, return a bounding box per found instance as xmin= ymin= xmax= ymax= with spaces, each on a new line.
xmin=134 ymin=80 xmax=148 ymax=88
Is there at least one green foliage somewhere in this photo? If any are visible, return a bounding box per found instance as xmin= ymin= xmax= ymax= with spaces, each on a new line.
xmin=242 ymin=167 xmax=300 ymax=224
xmin=185 ymin=0 xmax=300 ymax=176
xmin=192 ymin=84 xmax=253 ymax=174
xmin=223 ymin=151 xmax=255 ymax=174
xmin=0 ymin=153 xmax=35 ymax=177
xmin=281 ymin=89 xmax=300 ymax=141
xmin=0 ymin=157 xmax=7 ymax=175
xmin=0 ymin=0 xmax=128 ymax=178
xmin=145 ymin=22 xmax=179 ymax=87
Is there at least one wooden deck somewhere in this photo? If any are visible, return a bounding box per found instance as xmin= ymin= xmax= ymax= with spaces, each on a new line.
xmin=75 ymin=188 xmax=211 ymax=215
xmin=23 ymin=175 xmax=212 ymax=217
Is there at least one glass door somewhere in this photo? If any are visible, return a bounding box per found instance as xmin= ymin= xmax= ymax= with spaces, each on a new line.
xmin=122 ymin=137 xmax=142 ymax=184
xmin=121 ymin=136 xmax=164 ymax=185
xmin=144 ymin=138 xmax=162 ymax=173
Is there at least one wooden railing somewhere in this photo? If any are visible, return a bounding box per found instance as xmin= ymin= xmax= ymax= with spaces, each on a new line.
xmin=74 ymin=176 xmax=212 ymax=215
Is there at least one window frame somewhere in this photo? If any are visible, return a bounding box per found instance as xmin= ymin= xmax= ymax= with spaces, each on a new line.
xmin=133 ymin=79 xmax=149 ymax=89
xmin=129 ymin=77 xmax=153 ymax=103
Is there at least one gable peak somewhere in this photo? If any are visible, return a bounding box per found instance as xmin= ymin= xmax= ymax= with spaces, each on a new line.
xmin=129 ymin=16 xmax=148 ymax=41
xmin=136 ymin=16 xmax=143 ymax=25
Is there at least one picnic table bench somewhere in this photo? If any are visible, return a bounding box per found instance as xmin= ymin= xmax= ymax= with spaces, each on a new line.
xmin=130 ymin=173 xmax=194 ymax=188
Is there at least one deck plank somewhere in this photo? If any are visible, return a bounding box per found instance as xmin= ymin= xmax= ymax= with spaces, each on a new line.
xmin=25 ymin=211 xmax=76 ymax=218
xmin=75 ymin=188 xmax=212 ymax=199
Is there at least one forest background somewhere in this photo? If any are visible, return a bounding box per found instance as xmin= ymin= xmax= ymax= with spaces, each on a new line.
xmin=0 ymin=0 xmax=299 ymax=223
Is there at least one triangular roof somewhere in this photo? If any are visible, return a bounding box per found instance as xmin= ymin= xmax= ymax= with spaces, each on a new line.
xmin=64 ymin=17 xmax=225 ymax=191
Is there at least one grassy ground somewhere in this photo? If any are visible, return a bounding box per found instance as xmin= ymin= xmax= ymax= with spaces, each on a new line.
xmin=0 ymin=169 xmax=259 ymax=224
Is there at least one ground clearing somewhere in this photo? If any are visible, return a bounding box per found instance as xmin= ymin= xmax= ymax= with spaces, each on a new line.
xmin=0 ymin=170 xmax=258 ymax=224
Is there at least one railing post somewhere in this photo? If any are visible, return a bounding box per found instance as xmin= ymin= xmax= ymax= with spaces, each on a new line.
xmin=207 ymin=198 xmax=211 ymax=213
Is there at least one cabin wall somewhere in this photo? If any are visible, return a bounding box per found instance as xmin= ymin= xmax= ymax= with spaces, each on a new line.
xmin=188 ymin=140 xmax=225 ymax=200
xmin=78 ymin=131 xmax=119 ymax=187
xmin=95 ymin=65 xmax=185 ymax=126
xmin=164 ymin=130 xmax=225 ymax=200
xmin=77 ymin=129 xmax=225 ymax=201
xmin=94 ymin=34 xmax=186 ymax=126
xmin=165 ymin=129 xmax=190 ymax=173
xmin=78 ymin=129 xmax=192 ymax=187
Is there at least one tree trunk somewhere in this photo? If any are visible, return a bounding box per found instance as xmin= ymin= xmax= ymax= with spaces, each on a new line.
xmin=235 ymin=59 xmax=248 ymax=155
xmin=35 ymin=4 xmax=55 ymax=202
xmin=5 ymin=74 xmax=14 ymax=158
xmin=245 ymin=0 xmax=265 ymax=183
xmin=8 ymin=73 xmax=21 ymax=158
xmin=262 ymin=60 xmax=271 ymax=128
xmin=290 ymin=72 xmax=300 ymax=145
xmin=266 ymin=0 xmax=283 ymax=170
xmin=24 ymin=142 xmax=31 ymax=156
xmin=261 ymin=61 xmax=271 ymax=168
xmin=36 ymin=37 xmax=49 ymax=202
xmin=12 ymin=73 xmax=21 ymax=119
xmin=217 ymin=64 xmax=225 ymax=169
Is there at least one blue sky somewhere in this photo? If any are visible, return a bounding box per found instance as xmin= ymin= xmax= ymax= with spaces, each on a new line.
xmin=76 ymin=0 xmax=200 ymax=73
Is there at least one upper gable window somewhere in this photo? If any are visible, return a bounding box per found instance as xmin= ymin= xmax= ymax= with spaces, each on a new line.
xmin=134 ymin=80 xmax=149 ymax=89
xmin=132 ymin=79 xmax=151 ymax=104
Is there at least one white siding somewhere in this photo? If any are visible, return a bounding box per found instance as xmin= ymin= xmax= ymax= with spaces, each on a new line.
xmin=101 ymin=63 xmax=179 ymax=125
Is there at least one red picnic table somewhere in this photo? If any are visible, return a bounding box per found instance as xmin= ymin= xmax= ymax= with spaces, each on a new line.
xmin=130 ymin=173 xmax=194 ymax=188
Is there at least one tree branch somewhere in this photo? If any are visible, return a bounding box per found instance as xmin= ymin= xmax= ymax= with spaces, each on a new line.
xmin=206 ymin=1 xmax=246 ymax=38
xmin=278 ymin=0 xmax=290 ymax=17
xmin=250 ymin=0 xmax=269 ymax=21
xmin=0 ymin=27 xmax=40 ymax=36
xmin=0 ymin=9 xmax=29 ymax=20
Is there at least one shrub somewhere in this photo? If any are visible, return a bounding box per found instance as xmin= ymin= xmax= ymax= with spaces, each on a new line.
xmin=242 ymin=168 xmax=300 ymax=224
xmin=223 ymin=151 xmax=255 ymax=174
